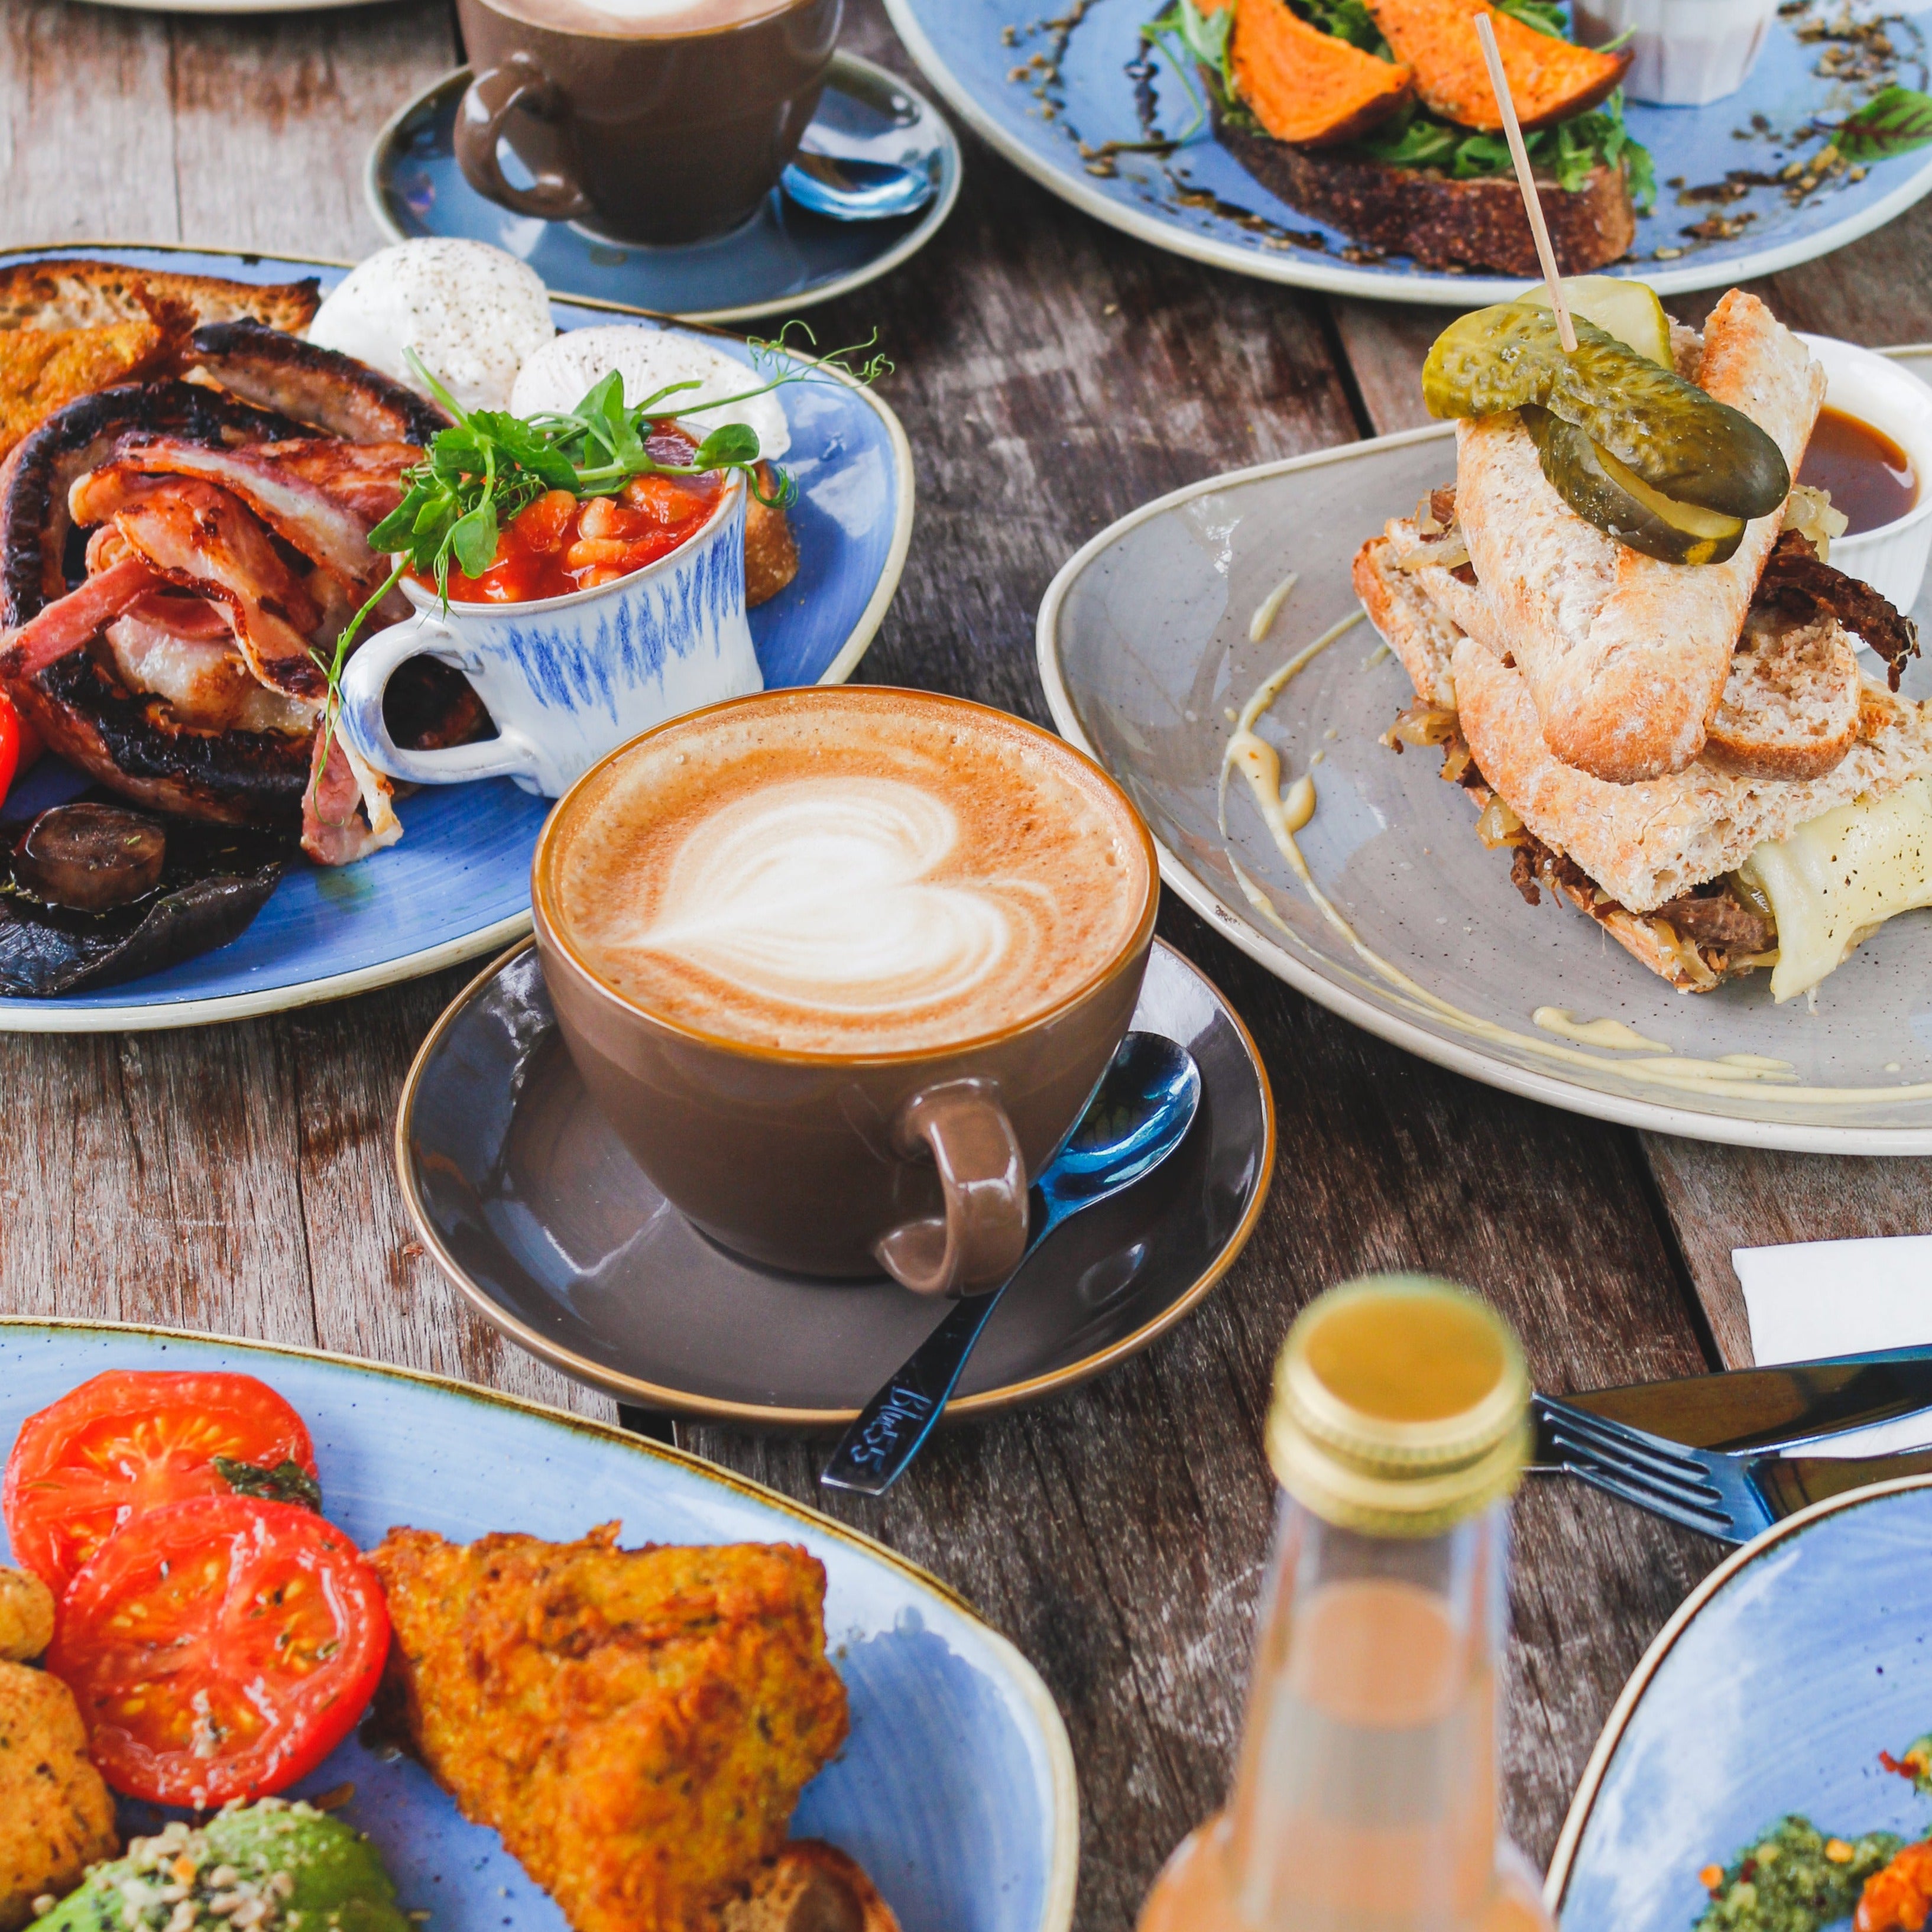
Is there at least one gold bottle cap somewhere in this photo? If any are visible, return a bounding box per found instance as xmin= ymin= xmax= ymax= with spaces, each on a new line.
xmin=1266 ymin=1275 xmax=1531 ymax=1536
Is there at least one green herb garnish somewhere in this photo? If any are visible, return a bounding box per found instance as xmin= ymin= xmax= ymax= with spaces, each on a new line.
xmin=311 ymin=322 xmax=890 ymax=767
xmin=214 ymin=1455 xmax=324 ymax=1512
xmin=1836 ymin=85 xmax=1932 ymax=164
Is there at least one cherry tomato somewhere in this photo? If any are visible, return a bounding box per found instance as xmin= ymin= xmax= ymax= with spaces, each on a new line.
xmin=3 ymin=1370 xmax=316 ymax=1593
xmin=0 ymin=692 xmax=25 ymax=806
xmin=47 ymin=1494 xmax=390 ymax=1808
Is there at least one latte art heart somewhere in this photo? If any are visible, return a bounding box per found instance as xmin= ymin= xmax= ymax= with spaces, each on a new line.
xmin=552 ymin=693 xmax=1152 ymax=1053
xmin=637 ymin=780 xmax=1039 ymax=1016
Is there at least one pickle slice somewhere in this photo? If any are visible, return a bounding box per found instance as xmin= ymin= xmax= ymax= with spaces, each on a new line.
xmin=1515 ymin=276 xmax=1672 ymax=369
xmin=1422 ymin=303 xmax=1560 ymax=419
xmin=1423 ymin=303 xmax=1790 ymax=522
xmin=1528 ymin=409 xmax=1746 ymax=566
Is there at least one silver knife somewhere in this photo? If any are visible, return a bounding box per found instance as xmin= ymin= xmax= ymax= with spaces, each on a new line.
xmin=1532 ymin=1347 xmax=1932 ymax=1467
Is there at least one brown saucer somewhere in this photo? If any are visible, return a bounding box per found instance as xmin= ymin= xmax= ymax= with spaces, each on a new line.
xmin=394 ymin=938 xmax=1273 ymax=1426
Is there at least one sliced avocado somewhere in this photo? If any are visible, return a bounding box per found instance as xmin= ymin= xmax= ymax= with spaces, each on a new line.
xmin=1528 ymin=409 xmax=1747 ymax=566
xmin=1423 ymin=304 xmax=1790 ymax=523
xmin=34 ymin=1801 xmax=410 ymax=1932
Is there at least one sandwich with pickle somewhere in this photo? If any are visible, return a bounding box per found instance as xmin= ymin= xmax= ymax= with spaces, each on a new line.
xmin=1156 ymin=0 xmax=1649 ymax=272
xmin=1354 ymin=279 xmax=1931 ymax=1003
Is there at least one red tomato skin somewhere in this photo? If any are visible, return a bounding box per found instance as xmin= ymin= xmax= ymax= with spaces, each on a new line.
xmin=0 ymin=693 xmax=20 ymax=805
xmin=47 ymin=1494 xmax=390 ymax=1810
xmin=3 ymin=1370 xmax=317 ymax=1593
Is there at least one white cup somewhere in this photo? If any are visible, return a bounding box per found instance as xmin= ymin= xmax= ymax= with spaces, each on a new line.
xmin=336 ymin=474 xmax=763 ymax=797
xmin=1573 ymin=0 xmax=1777 ymax=103
xmin=1796 ymin=333 xmax=1932 ymax=627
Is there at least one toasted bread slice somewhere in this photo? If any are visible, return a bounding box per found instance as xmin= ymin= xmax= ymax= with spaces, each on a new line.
xmin=1363 ymin=0 xmax=1630 ymax=131
xmin=722 ymin=1841 xmax=902 ymax=1932
xmin=0 ymin=309 xmax=192 ymax=463
xmin=1353 ymin=528 xmax=1461 ymax=708
xmin=1214 ymin=111 xmax=1635 ymax=273
xmin=0 ymin=258 xmax=319 ymax=335
xmin=1703 ymin=605 xmax=1860 ymax=780
xmin=1357 ymin=535 xmax=1932 ymax=910
xmin=745 ymin=462 xmax=800 ymax=608
xmin=1455 ymin=290 xmax=1827 ymax=782
xmin=1226 ymin=0 xmax=1413 ymax=147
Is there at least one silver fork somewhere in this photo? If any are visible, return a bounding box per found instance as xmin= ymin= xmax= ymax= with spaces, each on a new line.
xmin=1533 ymin=1393 xmax=1932 ymax=1544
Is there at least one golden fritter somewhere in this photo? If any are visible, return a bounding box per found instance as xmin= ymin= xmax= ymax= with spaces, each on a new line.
xmin=369 ymin=1525 xmax=850 ymax=1932
xmin=0 ymin=1568 xmax=53 ymax=1664
xmin=0 ymin=1661 xmax=118 ymax=1931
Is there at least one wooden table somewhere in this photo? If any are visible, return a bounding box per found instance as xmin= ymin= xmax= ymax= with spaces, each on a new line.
xmin=5 ymin=4 xmax=1931 ymax=1922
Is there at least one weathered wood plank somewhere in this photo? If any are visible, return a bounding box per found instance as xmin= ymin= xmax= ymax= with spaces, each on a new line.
xmin=167 ymin=2 xmax=457 ymax=261
xmin=0 ymin=4 xmax=179 ymax=246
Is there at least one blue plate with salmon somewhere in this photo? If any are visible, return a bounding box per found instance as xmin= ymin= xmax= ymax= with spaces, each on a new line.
xmin=0 ymin=243 xmax=913 ymax=1032
xmin=0 ymin=1320 xmax=1077 ymax=1932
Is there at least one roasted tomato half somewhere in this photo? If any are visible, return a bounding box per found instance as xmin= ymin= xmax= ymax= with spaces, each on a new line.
xmin=3 ymin=1369 xmax=317 ymax=1593
xmin=47 ymin=1493 xmax=389 ymax=1807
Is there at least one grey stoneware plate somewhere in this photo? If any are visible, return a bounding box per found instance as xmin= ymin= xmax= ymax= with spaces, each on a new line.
xmin=368 ymin=52 xmax=962 ymax=323
xmin=1548 ymin=1475 xmax=1932 ymax=1931
xmin=1038 ymin=422 xmax=1932 ymax=1155
xmin=395 ymin=937 xmax=1274 ymax=1426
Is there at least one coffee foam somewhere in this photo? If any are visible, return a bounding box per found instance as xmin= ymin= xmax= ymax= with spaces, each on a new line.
xmin=553 ymin=696 xmax=1150 ymax=1054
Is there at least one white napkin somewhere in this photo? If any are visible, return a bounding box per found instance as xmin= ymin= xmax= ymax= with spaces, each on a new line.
xmin=1735 ymin=1235 xmax=1932 ymax=1456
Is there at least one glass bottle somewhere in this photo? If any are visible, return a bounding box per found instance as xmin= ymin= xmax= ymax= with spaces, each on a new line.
xmin=1138 ymin=1273 xmax=1555 ymax=1932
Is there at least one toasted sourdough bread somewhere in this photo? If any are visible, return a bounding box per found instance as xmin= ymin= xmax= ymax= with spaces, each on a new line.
xmin=0 ymin=259 xmax=320 ymax=335
xmin=1355 ymin=531 xmax=1932 ymax=909
xmin=1454 ymin=290 xmax=1828 ymax=782
xmin=723 ymin=1841 xmax=902 ymax=1932
xmin=1213 ymin=111 xmax=1634 ymax=272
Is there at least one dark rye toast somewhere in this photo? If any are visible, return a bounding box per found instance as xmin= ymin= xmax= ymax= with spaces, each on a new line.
xmin=1215 ymin=108 xmax=1635 ymax=270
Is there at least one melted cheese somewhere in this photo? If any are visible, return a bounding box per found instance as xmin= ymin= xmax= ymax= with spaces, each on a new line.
xmin=1739 ymin=778 xmax=1932 ymax=1002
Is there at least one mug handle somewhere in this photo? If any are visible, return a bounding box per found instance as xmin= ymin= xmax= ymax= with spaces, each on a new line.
xmin=455 ymin=55 xmax=594 ymax=222
xmin=336 ymin=605 xmax=549 ymax=789
xmin=874 ymin=1079 xmax=1029 ymax=1298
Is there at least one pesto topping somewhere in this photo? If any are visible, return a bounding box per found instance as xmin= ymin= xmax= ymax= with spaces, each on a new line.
xmin=1694 ymin=1817 xmax=1899 ymax=1932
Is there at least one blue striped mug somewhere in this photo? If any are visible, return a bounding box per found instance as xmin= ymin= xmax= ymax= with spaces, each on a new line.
xmin=336 ymin=475 xmax=762 ymax=797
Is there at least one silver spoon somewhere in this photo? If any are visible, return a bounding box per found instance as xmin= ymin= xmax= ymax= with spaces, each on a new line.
xmin=821 ymin=1033 xmax=1202 ymax=1496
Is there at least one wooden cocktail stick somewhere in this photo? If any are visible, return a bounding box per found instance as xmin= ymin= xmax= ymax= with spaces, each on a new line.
xmin=1474 ymin=9 xmax=1576 ymax=351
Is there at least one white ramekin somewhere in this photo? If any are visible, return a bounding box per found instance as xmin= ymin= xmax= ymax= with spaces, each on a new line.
xmin=1797 ymin=333 xmax=1932 ymax=628
xmin=1573 ymin=0 xmax=1777 ymax=104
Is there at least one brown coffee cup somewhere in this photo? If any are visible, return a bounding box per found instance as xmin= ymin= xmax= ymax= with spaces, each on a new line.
xmin=453 ymin=0 xmax=842 ymax=245
xmin=530 ymin=688 xmax=1160 ymax=1296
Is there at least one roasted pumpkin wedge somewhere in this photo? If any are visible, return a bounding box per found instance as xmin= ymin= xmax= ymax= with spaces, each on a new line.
xmin=1527 ymin=409 xmax=1748 ymax=565
xmin=1363 ymin=0 xmax=1629 ymax=131
xmin=1225 ymin=0 xmax=1414 ymax=148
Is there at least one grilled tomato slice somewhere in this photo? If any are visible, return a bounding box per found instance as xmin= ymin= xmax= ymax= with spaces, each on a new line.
xmin=46 ymin=1494 xmax=388 ymax=1807
xmin=3 ymin=1369 xmax=317 ymax=1593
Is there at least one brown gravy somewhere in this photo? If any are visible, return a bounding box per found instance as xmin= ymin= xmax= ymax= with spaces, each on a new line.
xmin=1797 ymin=406 xmax=1918 ymax=535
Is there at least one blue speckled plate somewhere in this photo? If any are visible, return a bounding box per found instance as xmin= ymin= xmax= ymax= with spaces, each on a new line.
xmin=0 ymin=1321 xmax=1078 ymax=1932
xmin=1551 ymin=1477 xmax=1932 ymax=1930
xmin=367 ymin=53 xmax=962 ymax=323
xmin=0 ymin=243 xmax=913 ymax=1032
xmin=884 ymin=0 xmax=1932 ymax=303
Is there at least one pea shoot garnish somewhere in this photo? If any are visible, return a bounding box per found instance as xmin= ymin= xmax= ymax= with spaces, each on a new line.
xmin=311 ymin=322 xmax=890 ymax=763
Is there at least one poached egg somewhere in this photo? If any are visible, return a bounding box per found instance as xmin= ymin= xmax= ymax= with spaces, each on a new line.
xmin=510 ymin=323 xmax=791 ymax=462
xmin=307 ymin=239 xmax=555 ymax=415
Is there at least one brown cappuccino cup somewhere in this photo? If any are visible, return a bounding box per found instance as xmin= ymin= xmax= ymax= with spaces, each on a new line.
xmin=453 ymin=0 xmax=842 ymax=245
xmin=530 ymin=686 xmax=1159 ymax=1295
